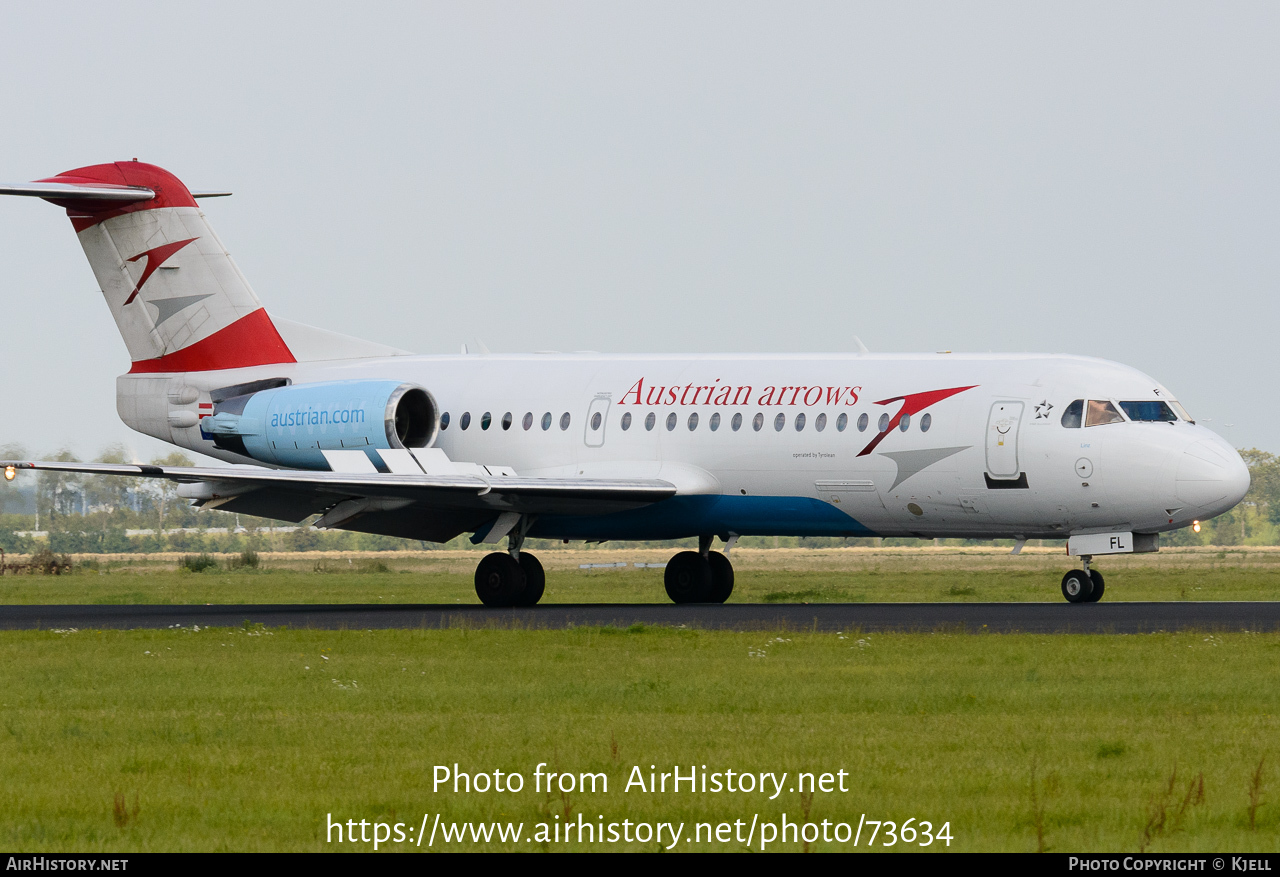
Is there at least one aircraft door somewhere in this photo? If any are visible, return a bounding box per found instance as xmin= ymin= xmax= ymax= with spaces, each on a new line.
xmin=985 ymin=401 xmax=1024 ymax=479
xmin=584 ymin=394 xmax=610 ymax=448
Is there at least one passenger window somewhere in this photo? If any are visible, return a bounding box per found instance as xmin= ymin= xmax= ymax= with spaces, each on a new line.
xmin=1119 ymin=401 xmax=1177 ymax=422
xmin=920 ymin=413 xmax=932 ymax=433
xmin=857 ymin=413 xmax=869 ymax=432
xmin=591 ymin=412 xmax=602 ymax=431
xmin=501 ymin=412 xmax=512 ymax=431
xmin=899 ymin=413 xmax=910 ymax=432
xmin=621 ymin=412 xmax=632 ymax=431
xmin=645 ymin=412 xmax=656 ymax=431
xmin=732 ymin=413 xmax=743 ymax=431
xmin=460 ymin=412 xmax=472 ymax=430
xmin=481 ymin=412 xmax=492 ymax=430
xmin=753 ymin=413 xmax=764 ymax=432
xmin=774 ymin=413 xmax=785 ymax=431
xmin=688 ymin=412 xmax=699 ymax=431
xmin=541 ymin=412 xmax=552 ymax=431
xmin=1060 ymin=399 xmax=1083 ymax=428
xmin=836 ymin=413 xmax=847 ymax=432
xmin=560 ymin=412 xmax=571 ymax=430
xmin=666 ymin=412 xmax=677 ymax=431
xmin=440 ymin=412 xmax=451 ymax=430
xmin=795 ymin=413 xmax=806 ymax=431
xmin=710 ymin=412 xmax=721 ymax=431
xmin=522 ymin=412 xmax=533 ymax=430
xmin=877 ymin=413 xmax=889 ymax=433
xmin=815 ymin=413 xmax=827 ymax=432
xmin=1085 ymin=400 xmax=1125 ymax=427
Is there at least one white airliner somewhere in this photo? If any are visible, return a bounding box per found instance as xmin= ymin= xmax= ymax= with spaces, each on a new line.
xmin=0 ymin=162 xmax=1251 ymax=605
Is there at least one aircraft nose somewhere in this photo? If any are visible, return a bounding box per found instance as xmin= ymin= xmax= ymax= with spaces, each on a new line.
xmin=1176 ymin=438 xmax=1251 ymax=516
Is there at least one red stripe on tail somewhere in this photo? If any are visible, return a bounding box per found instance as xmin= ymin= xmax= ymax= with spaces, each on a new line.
xmin=128 ymin=309 xmax=295 ymax=374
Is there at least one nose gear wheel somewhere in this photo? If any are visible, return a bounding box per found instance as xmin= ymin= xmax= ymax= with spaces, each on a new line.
xmin=1061 ymin=570 xmax=1094 ymax=603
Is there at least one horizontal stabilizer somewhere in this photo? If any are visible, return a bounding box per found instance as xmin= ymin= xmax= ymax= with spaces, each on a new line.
xmin=0 ymin=182 xmax=229 ymax=203
xmin=0 ymin=181 xmax=154 ymax=202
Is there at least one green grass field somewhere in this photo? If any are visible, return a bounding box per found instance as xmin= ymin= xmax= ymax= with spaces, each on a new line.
xmin=3 ymin=548 xmax=1279 ymax=852
xmin=2 ymin=546 xmax=1280 ymax=605
xmin=1 ymin=625 xmax=1277 ymax=852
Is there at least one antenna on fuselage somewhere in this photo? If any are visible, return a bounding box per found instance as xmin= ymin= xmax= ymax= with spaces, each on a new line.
xmin=852 ymin=336 xmax=869 ymax=355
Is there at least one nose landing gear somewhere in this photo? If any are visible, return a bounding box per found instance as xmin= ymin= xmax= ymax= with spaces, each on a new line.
xmin=1061 ymin=555 xmax=1105 ymax=603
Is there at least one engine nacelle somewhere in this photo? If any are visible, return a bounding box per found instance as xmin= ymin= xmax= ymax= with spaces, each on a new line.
xmin=202 ymin=380 xmax=437 ymax=469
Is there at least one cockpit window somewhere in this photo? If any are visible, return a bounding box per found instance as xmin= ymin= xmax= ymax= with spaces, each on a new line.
xmin=1170 ymin=400 xmax=1194 ymax=422
xmin=1119 ymin=401 xmax=1177 ymax=422
xmin=1061 ymin=399 xmax=1084 ymax=428
xmin=1085 ymin=400 xmax=1125 ymax=427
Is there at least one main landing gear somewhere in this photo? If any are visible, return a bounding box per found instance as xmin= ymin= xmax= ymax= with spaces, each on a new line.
xmin=664 ymin=535 xmax=735 ymax=604
xmin=1061 ymin=554 xmax=1105 ymax=604
xmin=474 ymin=524 xmax=545 ymax=607
xmin=471 ymin=530 xmax=738 ymax=607
xmin=474 ymin=551 xmax=545 ymax=607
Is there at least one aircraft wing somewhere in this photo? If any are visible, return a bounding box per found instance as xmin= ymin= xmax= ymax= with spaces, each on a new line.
xmin=0 ymin=459 xmax=677 ymax=543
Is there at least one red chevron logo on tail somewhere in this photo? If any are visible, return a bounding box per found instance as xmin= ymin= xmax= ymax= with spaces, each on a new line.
xmin=123 ymin=237 xmax=197 ymax=304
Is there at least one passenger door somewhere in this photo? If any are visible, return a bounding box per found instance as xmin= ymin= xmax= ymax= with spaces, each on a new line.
xmin=985 ymin=401 xmax=1024 ymax=480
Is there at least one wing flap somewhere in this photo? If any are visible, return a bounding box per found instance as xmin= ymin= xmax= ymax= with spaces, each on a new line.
xmin=204 ymin=490 xmax=333 ymax=523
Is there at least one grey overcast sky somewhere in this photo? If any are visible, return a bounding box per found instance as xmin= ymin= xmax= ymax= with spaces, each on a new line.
xmin=0 ymin=2 xmax=1276 ymax=460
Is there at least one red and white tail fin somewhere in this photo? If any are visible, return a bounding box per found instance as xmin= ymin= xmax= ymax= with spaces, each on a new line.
xmin=4 ymin=161 xmax=295 ymax=373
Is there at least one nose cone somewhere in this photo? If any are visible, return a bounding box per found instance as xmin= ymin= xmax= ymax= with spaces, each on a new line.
xmin=1176 ymin=438 xmax=1250 ymax=516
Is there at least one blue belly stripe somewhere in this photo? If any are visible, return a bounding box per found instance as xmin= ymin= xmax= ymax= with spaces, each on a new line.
xmin=527 ymin=494 xmax=878 ymax=541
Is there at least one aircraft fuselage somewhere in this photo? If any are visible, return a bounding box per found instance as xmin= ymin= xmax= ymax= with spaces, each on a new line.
xmin=124 ymin=350 xmax=1248 ymax=542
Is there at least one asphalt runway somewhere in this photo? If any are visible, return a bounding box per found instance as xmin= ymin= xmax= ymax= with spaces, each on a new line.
xmin=3 ymin=602 xmax=1280 ymax=633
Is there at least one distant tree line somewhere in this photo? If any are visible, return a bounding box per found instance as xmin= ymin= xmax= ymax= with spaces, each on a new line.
xmin=2 ymin=443 xmax=1278 ymax=554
